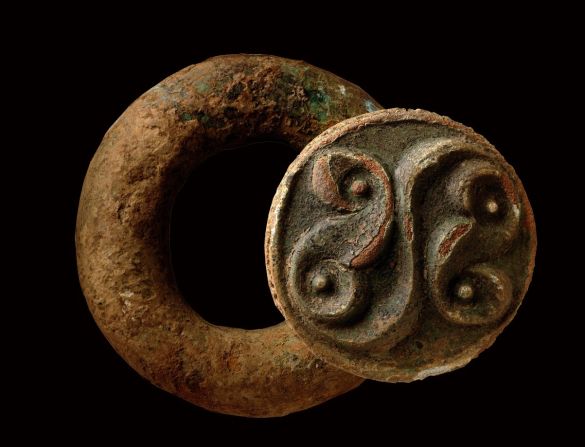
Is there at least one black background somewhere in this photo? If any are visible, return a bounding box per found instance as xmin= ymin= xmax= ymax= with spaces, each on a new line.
xmin=24 ymin=9 xmax=572 ymax=443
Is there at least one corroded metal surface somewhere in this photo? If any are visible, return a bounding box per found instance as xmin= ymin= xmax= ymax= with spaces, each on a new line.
xmin=76 ymin=55 xmax=383 ymax=416
xmin=266 ymin=108 xmax=536 ymax=381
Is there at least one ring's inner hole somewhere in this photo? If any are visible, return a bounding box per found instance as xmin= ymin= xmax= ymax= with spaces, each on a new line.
xmin=171 ymin=141 xmax=297 ymax=329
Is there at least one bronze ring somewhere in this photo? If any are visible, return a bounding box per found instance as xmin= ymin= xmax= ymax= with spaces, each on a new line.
xmin=76 ymin=55 xmax=381 ymax=417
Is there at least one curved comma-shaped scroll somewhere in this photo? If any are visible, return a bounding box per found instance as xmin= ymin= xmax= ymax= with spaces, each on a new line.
xmin=287 ymin=150 xmax=421 ymax=352
xmin=425 ymin=156 xmax=520 ymax=325
xmin=399 ymin=137 xmax=521 ymax=326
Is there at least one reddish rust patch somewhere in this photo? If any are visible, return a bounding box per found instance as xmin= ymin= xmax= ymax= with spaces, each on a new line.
xmin=312 ymin=156 xmax=353 ymax=210
xmin=438 ymin=223 xmax=471 ymax=257
xmin=404 ymin=215 xmax=413 ymax=242
xmin=351 ymin=157 xmax=394 ymax=268
xmin=500 ymin=173 xmax=518 ymax=204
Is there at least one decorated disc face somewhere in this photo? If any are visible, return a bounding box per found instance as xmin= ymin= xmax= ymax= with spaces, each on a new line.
xmin=266 ymin=109 xmax=536 ymax=382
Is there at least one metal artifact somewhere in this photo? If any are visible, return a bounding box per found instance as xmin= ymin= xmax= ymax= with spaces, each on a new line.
xmin=77 ymin=54 xmax=536 ymax=417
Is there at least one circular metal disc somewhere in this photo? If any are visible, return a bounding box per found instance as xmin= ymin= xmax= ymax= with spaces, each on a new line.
xmin=266 ymin=108 xmax=536 ymax=382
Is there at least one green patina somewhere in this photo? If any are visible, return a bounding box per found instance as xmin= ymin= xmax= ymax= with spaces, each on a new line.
xmin=179 ymin=111 xmax=209 ymax=124
xmin=305 ymin=85 xmax=331 ymax=123
xmin=279 ymin=65 xmax=334 ymax=122
xmin=282 ymin=63 xmax=309 ymax=78
xmin=196 ymin=82 xmax=210 ymax=93
xmin=180 ymin=112 xmax=194 ymax=122
xmin=198 ymin=113 xmax=210 ymax=124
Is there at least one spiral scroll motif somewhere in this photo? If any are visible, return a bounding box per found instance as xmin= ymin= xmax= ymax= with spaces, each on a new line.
xmin=289 ymin=151 xmax=394 ymax=324
xmin=266 ymin=109 xmax=536 ymax=382
xmin=425 ymin=155 xmax=521 ymax=325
